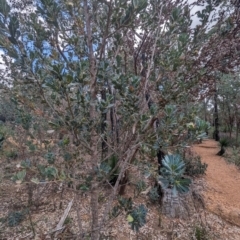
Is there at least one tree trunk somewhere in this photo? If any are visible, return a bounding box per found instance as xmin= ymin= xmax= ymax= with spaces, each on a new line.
xmin=236 ymin=121 xmax=240 ymax=144
xmin=203 ymin=98 xmax=207 ymax=122
xmin=109 ymin=88 xmax=119 ymax=147
xmin=161 ymin=189 xmax=189 ymax=219
xmin=90 ymin=183 xmax=99 ymax=240
xmin=213 ymin=85 xmax=220 ymax=141
xmin=101 ymin=89 xmax=107 ymax=159
xmin=226 ymin=99 xmax=233 ymax=138
xmin=84 ymin=1 xmax=99 ymax=239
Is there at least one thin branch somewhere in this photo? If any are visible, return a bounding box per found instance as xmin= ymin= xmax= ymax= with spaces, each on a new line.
xmin=98 ymin=1 xmax=112 ymax=62
xmin=143 ymin=5 xmax=164 ymax=96
xmin=55 ymin=31 xmax=69 ymax=64
xmin=99 ymin=143 xmax=140 ymax=228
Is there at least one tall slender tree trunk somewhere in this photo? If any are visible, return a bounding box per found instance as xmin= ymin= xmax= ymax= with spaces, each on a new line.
xmin=226 ymin=97 xmax=233 ymax=138
xmin=234 ymin=105 xmax=239 ymax=144
xmin=203 ymin=98 xmax=208 ymax=122
xmin=203 ymin=98 xmax=209 ymax=135
xmin=142 ymin=53 xmax=165 ymax=169
xmin=236 ymin=122 xmax=240 ymax=143
xmin=213 ymin=82 xmax=220 ymax=141
xmin=84 ymin=1 xmax=99 ymax=239
xmin=101 ymin=89 xmax=107 ymax=159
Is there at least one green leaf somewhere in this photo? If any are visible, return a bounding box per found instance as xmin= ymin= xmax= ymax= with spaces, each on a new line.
xmin=174 ymin=178 xmax=191 ymax=194
xmin=159 ymin=155 xmax=191 ymax=195
xmin=44 ymin=152 xmax=55 ymax=164
xmin=171 ymin=7 xmax=181 ymax=21
xmin=31 ymin=178 xmax=40 ymax=184
xmin=118 ymin=197 xmax=132 ymax=211
xmin=8 ymin=15 xmax=19 ymax=41
xmin=133 ymin=0 xmax=147 ymax=12
xmin=158 ymin=177 xmax=169 ymax=189
xmin=44 ymin=167 xmax=58 ymax=180
xmin=128 ymin=204 xmax=147 ymax=232
xmin=127 ymin=214 xmax=134 ymax=223
xmin=21 ymin=159 xmax=31 ymax=168
xmin=16 ymin=170 xmax=26 ymax=181
xmin=48 ymin=121 xmax=61 ymax=128
xmin=61 ymin=137 xmax=70 ymax=146
xmin=0 ymin=0 xmax=10 ymax=17
xmin=63 ymin=152 xmax=72 ymax=161
xmin=7 ymin=211 xmax=26 ymax=227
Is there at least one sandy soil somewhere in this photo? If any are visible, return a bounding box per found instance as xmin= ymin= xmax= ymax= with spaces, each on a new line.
xmin=193 ymin=139 xmax=240 ymax=227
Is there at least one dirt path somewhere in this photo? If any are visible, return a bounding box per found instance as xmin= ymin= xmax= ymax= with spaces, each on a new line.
xmin=193 ymin=139 xmax=240 ymax=227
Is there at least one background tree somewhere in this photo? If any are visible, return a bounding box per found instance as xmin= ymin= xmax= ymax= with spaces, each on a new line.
xmin=218 ymin=73 xmax=240 ymax=142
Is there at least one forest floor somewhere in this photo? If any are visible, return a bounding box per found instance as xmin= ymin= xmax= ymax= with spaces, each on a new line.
xmin=193 ymin=139 xmax=240 ymax=227
xmin=1 ymin=138 xmax=240 ymax=239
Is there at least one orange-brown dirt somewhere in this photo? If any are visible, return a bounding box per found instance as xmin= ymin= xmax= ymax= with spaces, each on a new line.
xmin=193 ymin=139 xmax=240 ymax=227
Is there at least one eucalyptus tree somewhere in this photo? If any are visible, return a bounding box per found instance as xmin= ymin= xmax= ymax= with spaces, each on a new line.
xmin=0 ymin=0 xmax=240 ymax=238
